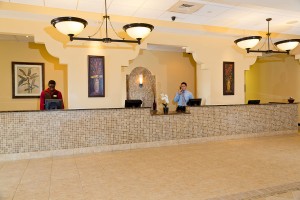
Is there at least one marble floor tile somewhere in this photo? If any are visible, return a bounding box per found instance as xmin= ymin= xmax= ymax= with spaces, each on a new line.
xmin=13 ymin=181 xmax=50 ymax=200
xmin=0 ymin=134 xmax=300 ymax=200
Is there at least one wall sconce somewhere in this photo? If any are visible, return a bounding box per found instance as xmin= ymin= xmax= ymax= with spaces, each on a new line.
xmin=139 ymin=74 xmax=143 ymax=88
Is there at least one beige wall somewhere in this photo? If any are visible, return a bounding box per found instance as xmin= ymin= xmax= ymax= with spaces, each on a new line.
xmin=127 ymin=50 xmax=196 ymax=111
xmin=0 ymin=16 xmax=258 ymax=110
xmin=0 ymin=40 xmax=68 ymax=110
xmin=245 ymin=54 xmax=300 ymax=122
xmin=2 ymin=3 xmax=300 ymax=112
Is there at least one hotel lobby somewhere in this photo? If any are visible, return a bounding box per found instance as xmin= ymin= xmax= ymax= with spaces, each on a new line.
xmin=1 ymin=0 xmax=300 ymax=199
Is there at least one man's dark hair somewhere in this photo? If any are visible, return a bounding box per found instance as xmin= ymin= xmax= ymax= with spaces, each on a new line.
xmin=181 ymin=82 xmax=187 ymax=86
xmin=48 ymin=80 xmax=56 ymax=85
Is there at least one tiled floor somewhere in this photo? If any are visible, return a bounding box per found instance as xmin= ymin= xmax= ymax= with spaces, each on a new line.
xmin=1 ymin=133 xmax=300 ymax=200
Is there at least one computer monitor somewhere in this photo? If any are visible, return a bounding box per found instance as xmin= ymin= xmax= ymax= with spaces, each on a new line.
xmin=125 ymin=100 xmax=142 ymax=108
xmin=187 ymin=98 xmax=202 ymax=106
xmin=248 ymin=100 xmax=260 ymax=104
xmin=45 ymin=99 xmax=63 ymax=110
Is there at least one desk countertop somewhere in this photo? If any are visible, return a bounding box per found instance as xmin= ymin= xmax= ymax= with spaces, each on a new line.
xmin=150 ymin=110 xmax=191 ymax=116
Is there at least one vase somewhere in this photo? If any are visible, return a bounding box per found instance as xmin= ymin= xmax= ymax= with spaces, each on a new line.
xmin=163 ymin=107 xmax=169 ymax=114
xmin=288 ymin=99 xmax=294 ymax=103
xmin=226 ymin=79 xmax=231 ymax=92
xmin=153 ymin=99 xmax=157 ymax=111
xmin=94 ymin=78 xmax=100 ymax=94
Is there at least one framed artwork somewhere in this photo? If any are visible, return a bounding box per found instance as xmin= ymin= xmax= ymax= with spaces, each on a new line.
xmin=12 ymin=62 xmax=45 ymax=98
xmin=88 ymin=55 xmax=105 ymax=97
xmin=223 ymin=61 xmax=234 ymax=95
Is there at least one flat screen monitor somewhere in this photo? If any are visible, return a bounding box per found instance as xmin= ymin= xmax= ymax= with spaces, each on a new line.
xmin=187 ymin=98 xmax=202 ymax=106
xmin=125 ymin=100 xmax=142 ymax=108
xmin=45 ymin=99 xmax=63 ymax=110
xmin=248 ymin=100 xmax=260 ymax=104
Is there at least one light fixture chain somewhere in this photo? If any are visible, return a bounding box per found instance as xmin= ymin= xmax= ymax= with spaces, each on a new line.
xmin=108 ymin=17 xmax=124 ymax=40
xmin=267 ymin=19 xmax=270 ymax=51
xmin=105 ymin=13 xmax=108 ymax=37
xmin=88 ymin=19 xmax=104 ymax=38
xmin=105 ymin=0 xmax=108 ymax=16
xmin=269 ymin=37 xmax=281 ymax=51
xmin=257 ymin=38 xmax=266 ymax=51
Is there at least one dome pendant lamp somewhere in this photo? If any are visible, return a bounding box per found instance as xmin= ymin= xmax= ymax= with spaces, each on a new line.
xmin=234 ymin=18 xmax=300 ymax=54
xmin=51 ymin=0 xmax=154 ymax=45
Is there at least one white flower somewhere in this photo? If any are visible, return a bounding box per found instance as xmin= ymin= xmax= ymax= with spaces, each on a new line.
xmin=160 ymin=93 xmax=169 ymax=106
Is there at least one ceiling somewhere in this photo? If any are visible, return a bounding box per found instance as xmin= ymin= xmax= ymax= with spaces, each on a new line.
xmin=1 ymin=0 xmax=300 ymax=54
xmin=1 ymin=0 xmax=300 ymax=37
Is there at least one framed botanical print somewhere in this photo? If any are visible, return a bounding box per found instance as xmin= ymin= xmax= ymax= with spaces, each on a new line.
xmin=12 ymin=62 xmax=45 ymax=98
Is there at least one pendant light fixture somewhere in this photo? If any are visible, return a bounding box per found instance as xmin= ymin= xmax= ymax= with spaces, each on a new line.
xmin=234 ymin=18 xmax=300 ymax=54
xmin=51 ymin=0 xmax=154 ymax=45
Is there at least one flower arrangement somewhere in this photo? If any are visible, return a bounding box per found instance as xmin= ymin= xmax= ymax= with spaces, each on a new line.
xmin=160 ymin=93 xmax=169 ymax=107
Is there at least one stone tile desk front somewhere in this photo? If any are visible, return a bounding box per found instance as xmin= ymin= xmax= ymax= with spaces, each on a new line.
xmin=0 ymin=104 xmax=297 ymax=161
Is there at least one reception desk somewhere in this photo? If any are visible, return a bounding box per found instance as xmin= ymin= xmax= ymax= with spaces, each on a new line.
xmin=0 ymin=103 xmax=298 ymax=160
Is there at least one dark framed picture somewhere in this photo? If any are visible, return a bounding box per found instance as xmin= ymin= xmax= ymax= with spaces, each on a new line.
xmin=88 ymin=55 xmax=105 ymax=97
xmin=12 ymin=62 xmax=45 ymax=98
xmin=223 ymin=61 xmax=234 ymax=95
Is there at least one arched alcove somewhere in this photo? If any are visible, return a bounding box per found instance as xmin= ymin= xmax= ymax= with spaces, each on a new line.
xmin=0 ymin=34 xmax=68 ymax=111
xmin=124 ymin=46 xmax=197 ymax=111
xmin=245 ymin=54 xmax=300 ymax=104
xmin=126 ymin=67 xmax=156 ymax=107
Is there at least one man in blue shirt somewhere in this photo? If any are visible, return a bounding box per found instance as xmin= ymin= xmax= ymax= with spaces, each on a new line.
xmin=174 ymin=82 xmax=194 ymax=112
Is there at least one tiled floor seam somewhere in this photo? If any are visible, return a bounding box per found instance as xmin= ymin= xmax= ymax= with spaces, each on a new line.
xmin=206 ymin=181 xmax=300 ymax=200
xmin=74 ymin=155 xmax=89 ymax=199
xmin=11 ymin=160 xmax=30 ymax=200
xmin=48 ymin=157 xmax=54 ymax=200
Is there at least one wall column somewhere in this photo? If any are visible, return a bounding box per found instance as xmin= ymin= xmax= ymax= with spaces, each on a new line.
xmin=196 ymin=64 xmax=210 ymax=105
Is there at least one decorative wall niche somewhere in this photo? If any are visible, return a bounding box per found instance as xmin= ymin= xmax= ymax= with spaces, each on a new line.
xmin=126 ymin=67 xmax=156 ymax=107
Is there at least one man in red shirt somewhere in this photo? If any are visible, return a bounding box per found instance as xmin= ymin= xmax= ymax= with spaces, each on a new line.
xmin=40 ymin=80 xmax=64 ymax=110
